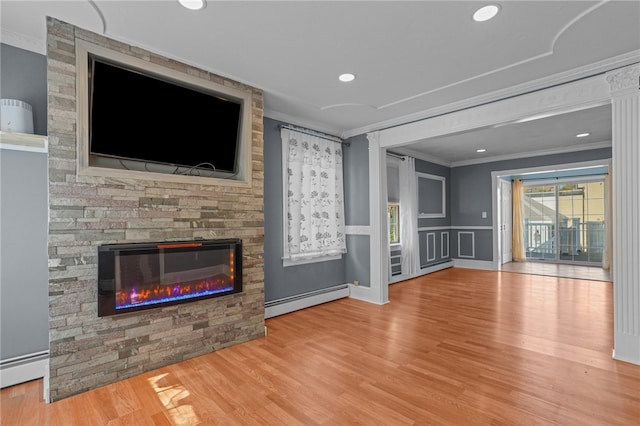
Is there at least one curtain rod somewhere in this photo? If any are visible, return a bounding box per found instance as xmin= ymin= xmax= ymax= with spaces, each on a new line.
xmin=386 ymin=151 xmax=406 ymax=160
xmin=279 ymin=124 xmax=350 ymax=146
xmin=515 ymin=173 xmax=608 ymax=183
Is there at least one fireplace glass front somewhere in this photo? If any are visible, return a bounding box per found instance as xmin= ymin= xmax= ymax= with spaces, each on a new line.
xmin=98 ymin=239 xmax=242 ymax=316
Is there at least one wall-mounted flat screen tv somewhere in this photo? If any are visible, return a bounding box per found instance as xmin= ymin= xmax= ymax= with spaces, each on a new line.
xmin=88 ymin=55 xmax=242 ymax=177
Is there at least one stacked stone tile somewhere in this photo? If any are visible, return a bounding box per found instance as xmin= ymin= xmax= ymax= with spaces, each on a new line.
xmin=46 ymin=18 xmax=265 ymax=401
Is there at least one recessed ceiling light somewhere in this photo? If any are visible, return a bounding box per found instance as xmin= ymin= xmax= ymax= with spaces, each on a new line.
xmin=576 ymin=132 xmax=591 ymax=138
xmin=179 ymin=0 xmax=206 ymax=10
xmin=338 ymin=73 xmax=356 ymax=83
xmin=473 ymin=5 xmax=500 ymax=22
xmin=476 ymin=148 xmax=487 ymax=153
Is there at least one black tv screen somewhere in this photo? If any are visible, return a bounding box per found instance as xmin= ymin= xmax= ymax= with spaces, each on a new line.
xmin=88 ymin=56 xmax=242 ymax=175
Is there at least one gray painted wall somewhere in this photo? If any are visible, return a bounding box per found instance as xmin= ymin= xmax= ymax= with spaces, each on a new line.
xmin=451 ymin=148 xmax=612 ymax=225
xmin=1 ymin=43 xmax=47 ymax=135
xmin=387 ymin=162 xmax=399 ymax=203
xmin=415 ymin=159 xmax=452 ymax=268
xmin=345 ymin=235 xmax=370 ymax=287
xmin=450 ymin=147 xmax=612 ymax=261
xmin=263 ymin=117 xmax=347 ymax=302
xmin=449 ymin=229 xmax=493 ymax=261
xmin=418 ymin=231 xmax=451 ymax=266
xmin=416 ymin=159 xmax=451 ymax=229
xmin=343 ymin=133 xmax=370 ymax=226
xmin=343 ymin=134 xmax=371 ymax=286
xmin=1 ymin=149 xmax=49 ymax=359
xmin=0 ymin=45 xmax=49 ymax=361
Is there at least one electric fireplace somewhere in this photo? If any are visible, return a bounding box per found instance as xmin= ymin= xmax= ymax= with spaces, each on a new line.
xmin=98 ymin=239 xmax=242 ymax=317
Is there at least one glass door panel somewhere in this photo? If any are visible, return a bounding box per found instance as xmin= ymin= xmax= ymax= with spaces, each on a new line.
xmin=523 ymin=185 xmax=557 ymax=261
xmin=583 ymin=181 xmax=605 ymax=264
xmin=522 ymin=179 xmax=605 ymax=265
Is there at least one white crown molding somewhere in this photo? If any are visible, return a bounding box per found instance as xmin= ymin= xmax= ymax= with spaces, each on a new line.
xmin=387 ymin=147 xmax=451 ymax=168
xmin=450 ymin=140 xmax=612 ymax=168
xmin=342 ymin=51 xmax=640 ymax=139
xmin=264 ymin=109 xmax=342 ymax=137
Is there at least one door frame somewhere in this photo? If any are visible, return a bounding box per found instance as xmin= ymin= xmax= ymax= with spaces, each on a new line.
xmin=522 ymin=176 xmax=607 ymax=265
xmin=491 ymin=159 xmax=611 ymax=269
xmin=498 ymin=178 xmax=513 ymax=265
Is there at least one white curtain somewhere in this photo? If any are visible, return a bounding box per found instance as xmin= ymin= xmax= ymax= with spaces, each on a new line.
xmin=281 ymin=128 xmax=346 ymax=262
xmin=398 ymin=156 xmax=419 ymax=278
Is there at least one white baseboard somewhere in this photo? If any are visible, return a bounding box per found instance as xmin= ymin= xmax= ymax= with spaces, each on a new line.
xmin=611 ymin=348 xmax=640 ymax=366
xmin=0 ymin=351 xmax=48 ymax=390
xmin=265 ymin=285 xmax=349 ymax=318
xmin=390 ymin=260 xmax=454 ymax=284
xmin=348 ymin=283 xmax=373 ymax=303
xmin=612 ymin=333 xmax=640 ymax=366
xmin=419 ymin=260 xmax=454 ymax=275
xmin=453 ymin=259 xmax=496 ymax=270
xmin=348 ymin=284 xmax=389 ymax=305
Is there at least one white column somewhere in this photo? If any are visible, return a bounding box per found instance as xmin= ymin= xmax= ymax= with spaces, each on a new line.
xmin=367 ymin=131 xmax=389 ymax=305
xmin=607 ymin=64 xmax=640 ymax=365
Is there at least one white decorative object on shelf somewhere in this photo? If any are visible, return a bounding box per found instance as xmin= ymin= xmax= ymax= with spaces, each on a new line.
xmin=1 ymin=99 xmax=34 ymax=134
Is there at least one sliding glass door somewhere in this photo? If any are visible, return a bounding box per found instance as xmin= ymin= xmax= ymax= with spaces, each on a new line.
xmin=522 ymin=179 xmax=605 ymax=265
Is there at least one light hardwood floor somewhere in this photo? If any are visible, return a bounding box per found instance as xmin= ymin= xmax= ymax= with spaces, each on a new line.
xmin=2 ymin=268 xmax=639 ymax=425
xmin=500 ymin=261 xmax=612 ymax=282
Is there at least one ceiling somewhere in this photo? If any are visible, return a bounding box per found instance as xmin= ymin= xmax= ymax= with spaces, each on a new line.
xmin=2 ymin=1 xmax=639 ymax=165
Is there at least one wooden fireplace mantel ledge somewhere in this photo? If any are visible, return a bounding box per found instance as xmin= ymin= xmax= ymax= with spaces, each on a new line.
xmin=0 ymin=131 xmax=48 ymax=152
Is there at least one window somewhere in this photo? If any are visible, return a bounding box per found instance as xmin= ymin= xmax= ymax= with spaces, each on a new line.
xmin=281 ymin=127 xmax=346 ymax=266
xmin=388 ymin=203 xmax=400 ymax=244
xmin=522 ymin=178 xmax=606 ymax=264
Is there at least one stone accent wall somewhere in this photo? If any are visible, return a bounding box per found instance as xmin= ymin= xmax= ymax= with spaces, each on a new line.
xmin=47 ymin=18 xmax=265 ymax=402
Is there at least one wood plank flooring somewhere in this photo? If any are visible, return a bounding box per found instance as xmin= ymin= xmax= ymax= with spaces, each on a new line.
xmin=2 ymin=268 xmax=639 ymax=425
xmin=500 ymin=261 xmax=612 ymax=282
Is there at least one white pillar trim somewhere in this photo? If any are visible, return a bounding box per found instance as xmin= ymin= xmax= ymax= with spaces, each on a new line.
xmin=607 ymin=64 xmax=640 ymax=365
xmin=606 ymin=65 xmax=640 ymax=94
xmin=365 ymin=131 xmax=389 ymax=305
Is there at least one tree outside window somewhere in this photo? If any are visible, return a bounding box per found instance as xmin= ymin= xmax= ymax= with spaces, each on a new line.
xmin=388 ymin=203 xmax=400 ymax=244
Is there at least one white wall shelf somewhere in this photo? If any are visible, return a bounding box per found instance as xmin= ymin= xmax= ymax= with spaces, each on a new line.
xmin=0 ymin=131 xmax=47 ymax=152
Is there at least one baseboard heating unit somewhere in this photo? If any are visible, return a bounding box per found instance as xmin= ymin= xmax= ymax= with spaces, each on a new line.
xmin=420 ymin=259 xmax=454 ymax=273
xmin=0 ymin=350 xmax=49 ymax=389
xmin=265 ymin=284 xmax=349 ymax=319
